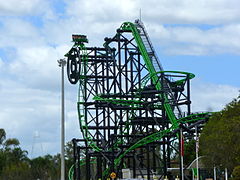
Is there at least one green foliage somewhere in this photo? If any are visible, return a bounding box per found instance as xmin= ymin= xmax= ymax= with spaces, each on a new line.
xmin=65 ymin=141 xmax=74 ymax=177
xmin=4 ymin=138 xmax=20 ymax=147
xmin=184 ymin=139 xmax=196 ymax=166
xmin=0 ymin=129 xmax=62 ymax=179
xmin=1 ymin=162 xmax=31 ymax=180
xmin=30 ymin=154 xmax=60 ymax=180
xmin=200 ymin=96 xmax=240 ymax=172
xmin=0 ymin=130 xmax=30 ymax=180
xmin=0 ymin=151 xmax=6 ymax=175
xmin=0 ymin=129 xmax=6 ymax=145
xmin=232 ymin=165 xmax=240 ymax=180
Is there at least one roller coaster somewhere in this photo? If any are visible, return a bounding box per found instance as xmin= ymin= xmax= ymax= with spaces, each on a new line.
xmin=65 ymin=20 xmax=211 ymax=180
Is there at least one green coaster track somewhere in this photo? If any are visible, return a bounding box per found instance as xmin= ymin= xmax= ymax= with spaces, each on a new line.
xmin=66 ymin=21 xmax=211 ymax=180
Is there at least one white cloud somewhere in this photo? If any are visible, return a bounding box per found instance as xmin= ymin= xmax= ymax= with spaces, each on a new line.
xmin=64 ymin=0 xmax=240 ymax=25
xmin=65 ymin=0 xmax=136 ymax=23
xmin=0 ymin=57 xmax=3 ymax=69
xmin=0 ymin=0 xmax=49 ymax=16
xmin=41 ymin=16 xmax=121 ymax=48
xmin=191 ymin=80 xmax=239 ymax=112
xmin=7 ymin=45 xmax=71 ymax=91
xmin=0 ymin=83 xmax=59 ymax=153
xmin=147 ymin=23 xmax=240 ymax=55
xmin=56 ymin=0 xmax=240 ymax=55
xmin=0 ymin=77 xmax=79 ymax=156
xmin=139 ymin=0 xmax=240 ymax=24
xmin=0 ymin=0 xmax=240 ymax=157
xmin=0 ymin=18 xmax=45 ymax=48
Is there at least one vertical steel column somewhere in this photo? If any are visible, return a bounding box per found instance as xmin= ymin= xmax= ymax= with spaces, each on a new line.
xmin=152 ymin=145 xmax=156 ymax=175
xmin=163 ymin=137 xmax=166 ymax=176
xmin=179 ymin=128 xmax=184 ymax=180
xmin=125 ymin=41 xmax=131 ymax=169
xmin=187 ymin=74 xmax=191 ymax=115
xmin=111 ymin=134 xmax=115 ymax=173
xmin=76 ymin=146 xmax=81 ymax=180
xmin=105 ymin=48 xmax=111 ymax=174
xmin=72 ymin=139 xmax=77 ymax=180
xmin=167 ymin=139 xmax=171 ymax=174
xmin=83 ymin=50 xmax=90 ymax=180
xmin=112 ymin=46 xmax=117 ymax=173
xmin=86 ymin=148 xmax=91 ymax=180
xmin=147 ymin=144 xmax=151 ymax=180
xmin=130 ymin=52 xmax=136 ymax=178
xmin=161 ymin=73 xmax=168 ymax=177
xmin=94 ymin=48 xmax=102 ymax=179
xmin=195 ymin=126 xmax=199 ymax=180
xmin=116 ymin=33 xmax=122 ymax=177
xmin=145 ymin=110 xmax=150 ymax=180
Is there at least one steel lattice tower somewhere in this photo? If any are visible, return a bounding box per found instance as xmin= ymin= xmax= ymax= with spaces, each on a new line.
xmin=66 ymin=21 xmax=211 ymax=180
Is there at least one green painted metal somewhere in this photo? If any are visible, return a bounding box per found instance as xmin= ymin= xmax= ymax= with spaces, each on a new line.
xmin=120 ymin=22 xmax=178 ymax=129
xmin=138 ymin=70 xmax=195 ymax=94
xmin=76 ymin=43 xmax=103 ymax=152
xmin=93 ymin=95 xmax=163 ymax=109
xmin=68 ymin=21 xmax=210 ymax=179
xmin=68 ymin=157 xmax=97 ymax=180
xmin=102 ymin=112 xmax=211 ymax=177
xmin=102 ymin=22 xmax=204 ymax=177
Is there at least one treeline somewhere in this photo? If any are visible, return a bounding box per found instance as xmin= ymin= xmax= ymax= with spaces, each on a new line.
xmin=1 ymin=96 xmax=240 ymax=179
xmin=199 ymin=96 xmax=240 ymax=179
xmin=0 ymin=129 xmax=73 ymax=180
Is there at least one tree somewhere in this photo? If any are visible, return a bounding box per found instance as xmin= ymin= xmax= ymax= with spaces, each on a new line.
xmin=0 ymin=129 xmax=6 ymax=145
xmin=0 ymin=128 xmax=62 ymax=179
xmin=4 ymin=138 xmax=19 ymax=148
xmin=65 ymin=141 xmax=74 ymax=175
xmin=200 ymin=96 xmax=240 ymax=172
xmin=30 ymin=154 xmax=60 ymax=180
xmin=0 ymin=129 xmax=30 ymax=179
xmin=0 ymin=129 xmax=6 ymax=175
xmin=3 ymin=138 xmax=29 ymax=165
xmin=0 ymin=162 xmax=32 ymax=180
xmin=232 ymin=165 xmax=240 ymax=180
xmin=184 ymin=139 xmax=197 ymax=166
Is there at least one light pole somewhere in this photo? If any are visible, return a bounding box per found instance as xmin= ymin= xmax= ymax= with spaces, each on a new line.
xmin=195 ymin=126 xmax=199 ymax=180
xmin=180 ymin=127 xmax=184 ymax=180
xmin=213 ymin=166 xmax=216 ymax=180
xmin=58 ymin=58 xmax=66 ymax=180
xmin=225 ymin=168 xmax=228 ymax=180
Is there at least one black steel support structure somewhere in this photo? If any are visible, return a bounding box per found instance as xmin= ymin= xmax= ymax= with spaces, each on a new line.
xmin=66 ymin=29 xmax=209 ymax=180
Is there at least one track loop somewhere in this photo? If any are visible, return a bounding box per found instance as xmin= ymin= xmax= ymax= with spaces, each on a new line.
xmin=67 ymin=48 xmax=80 ymax=84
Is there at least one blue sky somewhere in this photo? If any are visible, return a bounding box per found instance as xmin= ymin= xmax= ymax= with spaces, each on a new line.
xmin=0 ymin=0 xmax=239 ymax=157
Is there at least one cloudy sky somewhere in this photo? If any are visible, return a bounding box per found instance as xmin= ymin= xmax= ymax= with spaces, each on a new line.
xmin=0 ymin=0 xmax=239 ymax=157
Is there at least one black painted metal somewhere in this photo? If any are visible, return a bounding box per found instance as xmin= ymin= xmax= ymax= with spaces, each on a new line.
xmin=67 ymin=29 xmax=207 ymax=180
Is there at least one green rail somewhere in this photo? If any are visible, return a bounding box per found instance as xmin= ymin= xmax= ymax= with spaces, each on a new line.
xmin=102 ymin=22 xmax=196 ymax=177
xmin=102 ymin=22 xmax=212 ymax=178
xmin=120 ymin=22 xmax=178 ymax=129
xmin=75 ymin=42 xmax=103 ymax=152
xmin=68 ymin=111 xmax=211 ymax=179
xmin=68 ymin=43 xmax=103 ymax=180
xmin=67 ymin=22 xmax=211 ymax=179
xmin=68 ymin=157 xmax=97 ymax=180
xmin=80 ymin=48 xmax=102 ymax=152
